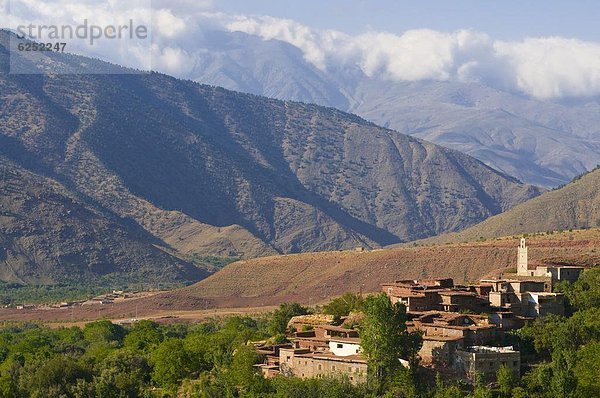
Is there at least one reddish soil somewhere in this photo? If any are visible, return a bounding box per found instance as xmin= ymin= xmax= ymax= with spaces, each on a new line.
xmin=1 ymin=229 xmax=598 ymax=323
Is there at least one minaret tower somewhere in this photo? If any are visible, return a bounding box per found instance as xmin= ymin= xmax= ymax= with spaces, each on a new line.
xmin=517 ymin=238 xmax=528 ymax=276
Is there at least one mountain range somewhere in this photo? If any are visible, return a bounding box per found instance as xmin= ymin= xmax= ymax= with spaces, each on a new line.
xmin=0 ymin=31 xmax=539 ymax=285
xmin=185 ymin=30 xmax=600 ymax=188
xmin=419 ymin=166 xmax=600 ymax=244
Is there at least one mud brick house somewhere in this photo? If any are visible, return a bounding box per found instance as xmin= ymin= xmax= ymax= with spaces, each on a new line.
xmin=438 ymin=291 xmax=490 ymax=313
xmin=419 ymin=335 xmax=464 ymax=366
xmin=382 ymin=279 xmax=489 ymax=313
xmin=278 ymin=348 xmax=367 ymax=384
xmin=409 ymin=312 xmax=497 ymax=345
xmin=487 ymin=311 xmax=525 ymax=331
xmin=454 ymin=346 xmax=520 ymax=382
xmin=278 ymin=325 xmax=366 ymax=384
xmin=294 ymin=325 xmax=359 ymax=352
xmin=256 ymin=324 xmax=367 ymax=384
xmin=254 ymin=343 xmax=293 ymax=378
xmin=486 ymin=278 xmax=565 ymax=317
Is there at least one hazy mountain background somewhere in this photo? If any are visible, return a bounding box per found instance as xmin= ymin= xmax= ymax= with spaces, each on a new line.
xmin=186 ymin=30 xmax=600 ymax=188
xmin=0 ymin=31 xmax=540 ymax=284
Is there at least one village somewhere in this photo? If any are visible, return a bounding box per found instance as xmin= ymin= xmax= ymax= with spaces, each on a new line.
xmin=252 ymin=239 xmax=586 ymax=384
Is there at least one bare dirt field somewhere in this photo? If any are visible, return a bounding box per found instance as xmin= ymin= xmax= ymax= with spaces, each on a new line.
xmin=1 ymin=229 xmax=598 ymax=324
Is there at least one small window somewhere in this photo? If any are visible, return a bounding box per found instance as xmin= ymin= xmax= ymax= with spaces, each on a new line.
xmin=337 ymin=343 xmax=343 ymax=349
xmin=350 ymin=377 xmax=354 ymax=381
xmin=318 ymin=364 xmax=322 ymax=370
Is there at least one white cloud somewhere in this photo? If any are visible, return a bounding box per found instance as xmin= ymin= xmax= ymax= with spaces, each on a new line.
xmin=494 ymin=37 xmax=600 ymax=99
xmin=151 ymin=45 xmax=194 ymax=75
xmin=220 ymin=14 xmax=600 ymax=100
xmin=224 ymin=14 xmax=337 ymax=69
xmin=2 ymin=1 xmax=600 ymax=100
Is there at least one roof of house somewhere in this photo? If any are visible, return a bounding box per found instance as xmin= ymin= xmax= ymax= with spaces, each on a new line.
xmin=329 ymin=337 xmax=361 ymax=344
xmin=422 ymin=335 xmax=465 ymax=342
xmin=439 ymin=291 xmax=477 ymax=297
xmin=319 ymin=325 xmax=359 ymax=333
xmin=303 ymin=352 xmax=368 ymax=363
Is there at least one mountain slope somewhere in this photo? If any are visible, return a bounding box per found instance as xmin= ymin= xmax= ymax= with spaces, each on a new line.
xmin=186 ymin=30 xmax=600 ymax=187
xmin=421 ymin=167 xmax=600 ymax=244
xmin=0 ymin=155 xmax=206 ymax=285
xmin=0 ymin=31 xmax=540 ymax=284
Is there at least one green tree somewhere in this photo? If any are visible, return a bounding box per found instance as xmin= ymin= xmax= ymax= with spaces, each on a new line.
xmin=268 ymin=303 xmax=310 ymax=336
xmin=471 ymin=372 xmax=492 ymax=398
xmin=22 ymin=356 xmax=91 ymax=398
xmin=434 ymin=372 xmax=464 ymax=398
xmin=269 ymin=376 xmax=365 ymax=398
xmin=151 ymin=339 xmax=192 ymax=390
xmin=183 ymin=331 xmax=213 ymax=373
xmin=559 ymin=267 xmax=600 ymax=311
xmin=360 ymin=293 xmax=421 ymax=393
xmin=574 ymin=341 xmax=600 ymax=397
xmin=94 ymin=350 xmax=150 ymax=397
xmin=228 ymin=344 xmax=271 ymax=396
xmin=323 ymin=293 xmax=364 ymax=318
xmin=510 ymin=387 xmax=527 ymax=398
xmin=83 ymin=321 xmax=126 ymax=363
xmin=124 ymin=320 xmax=163 ymax=352
xmin=383 ymin=367 xmax=418 ymax=398
xmin=496 ymin=365 xmax=515 ymax=397
xmin=549 ymin=350 xmax=577 ymax=398
xmin=83 ymin=321 xmax=126 ymax=346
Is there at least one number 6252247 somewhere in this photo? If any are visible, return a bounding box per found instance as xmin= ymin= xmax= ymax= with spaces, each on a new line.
xmin=17 ymin=42 xmax=67 ymax=52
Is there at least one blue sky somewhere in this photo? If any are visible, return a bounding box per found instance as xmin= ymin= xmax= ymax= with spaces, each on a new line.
xmin=216 ymin=0 xmax=600 ymax=41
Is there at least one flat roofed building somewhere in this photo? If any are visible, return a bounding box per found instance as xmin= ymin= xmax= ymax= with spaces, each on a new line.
xmin=526 ymin=292 xmax=565 ymax=317
xmin=328 ymin=337 xmax=361 ymax=357
xmin=409 ymin=312 xmax=497 ymax=346
xmin=535 ymin=266 xmax=584 ymax=284
xmin=383 ymin=286 xmax=441 ymax=312
xmin=279 ymin=347 xmax=367 ymax=384
xmin=419 ymin=335 xmax=464 ymax=366
xmin=488 ymin=311 xmax=525 ymax=331
xmin=488 ymin=289 xmax=565 ymax=317
xmin=455 ymin=346 xmax=520 ymax=382
xmin=439 ymin=291 xmax=490 ymax=313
